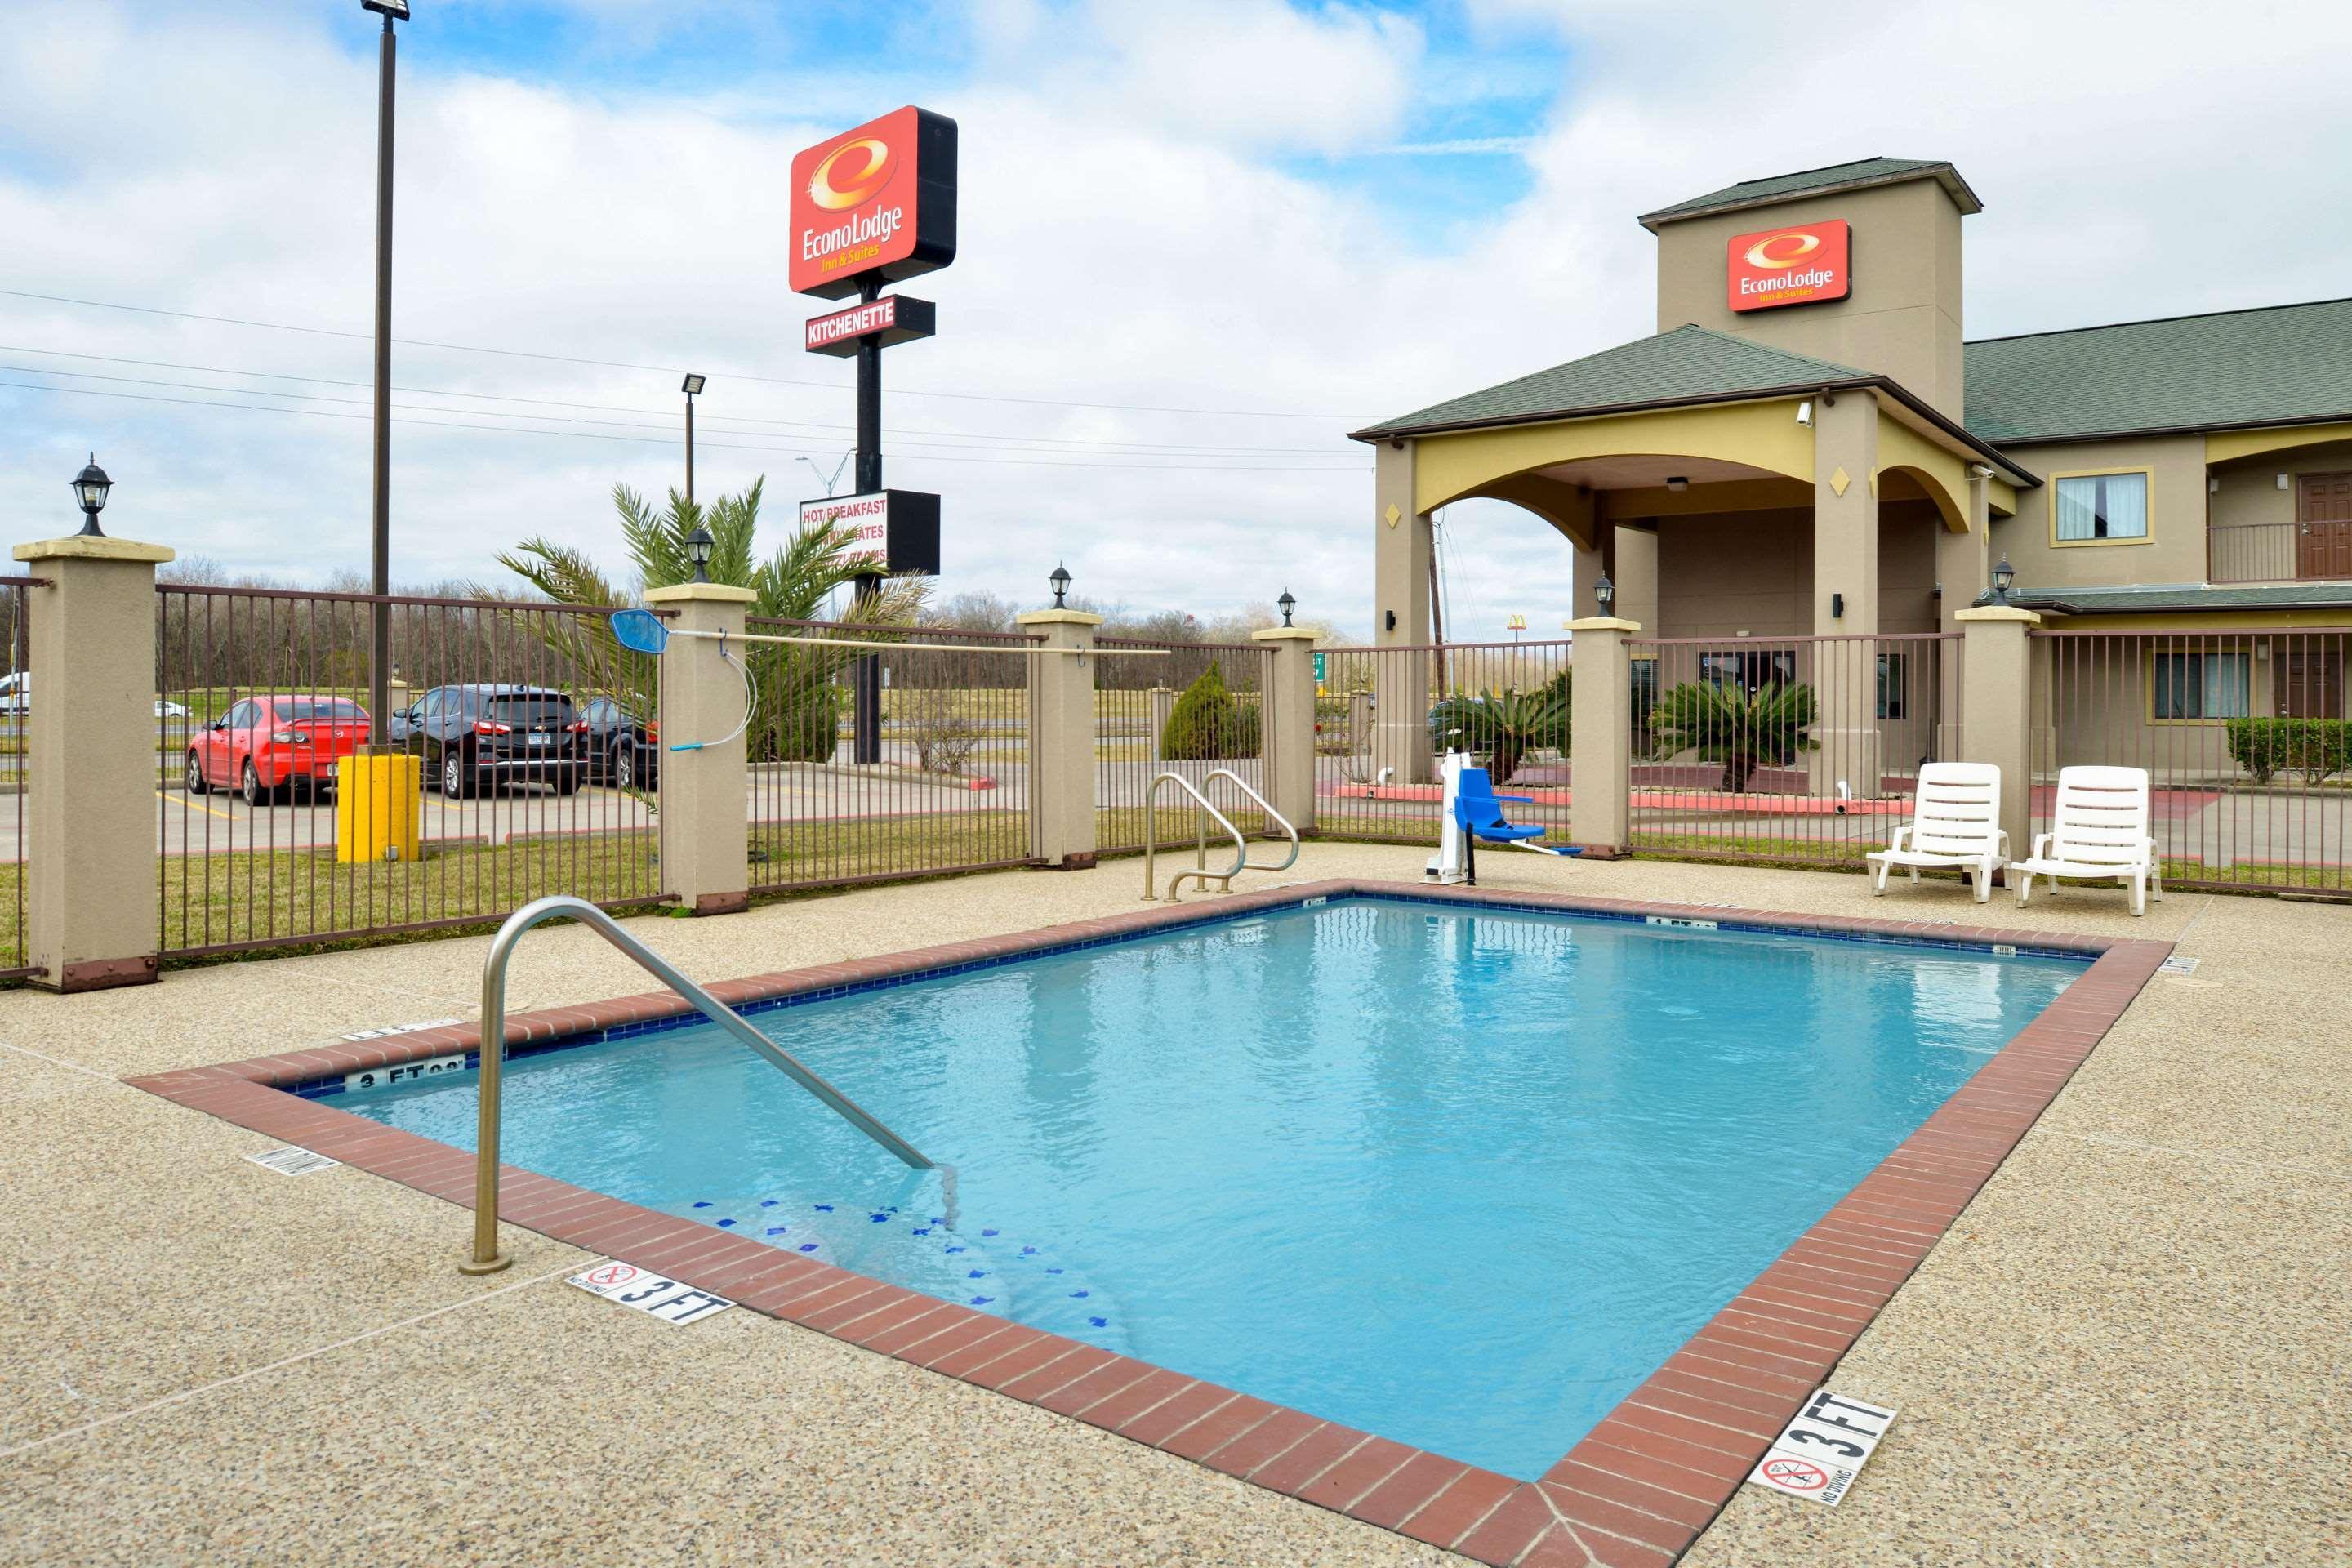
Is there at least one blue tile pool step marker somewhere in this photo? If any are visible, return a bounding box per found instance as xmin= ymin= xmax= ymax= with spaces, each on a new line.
xmin=662 ymin=1197 xmax=1129 ymax=1351
xmin=289 ymin=889 xmax=2097 ymax=1102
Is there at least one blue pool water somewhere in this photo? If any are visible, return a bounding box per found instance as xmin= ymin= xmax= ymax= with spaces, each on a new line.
xmin=346 ymin=896 xmax=2081 ymax=1479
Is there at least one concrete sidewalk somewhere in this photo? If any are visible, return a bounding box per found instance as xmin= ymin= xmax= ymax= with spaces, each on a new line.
xmin=0 ymin=847 xmax=2341 ymax=1566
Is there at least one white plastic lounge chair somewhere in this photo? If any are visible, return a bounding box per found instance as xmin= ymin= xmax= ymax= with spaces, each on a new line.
xmin=1866 ymin=762 xmax=2008 ymax=902
xmin=2013 ymin=765 xmax=2163 ymax=916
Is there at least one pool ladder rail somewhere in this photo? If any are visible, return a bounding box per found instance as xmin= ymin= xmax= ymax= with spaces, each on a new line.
xmin=1143 ymin=768 xmax=1299 ymax=903
xmin=459 ymin=895 xmax=933 ymax=1276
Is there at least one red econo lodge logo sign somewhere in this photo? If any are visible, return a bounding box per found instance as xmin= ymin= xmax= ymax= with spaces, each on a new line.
xmin=789 ymin=105 xmax=959 ymax=299
xmin=1726 ymin=219 xmax=1851 ymax=312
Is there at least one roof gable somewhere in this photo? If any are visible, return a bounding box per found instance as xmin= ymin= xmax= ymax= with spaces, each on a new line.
xmin=1638 ymin=157 xmax=1981 ymax=230
xmin=1353 ymin=326 xmax=1864 ymax=439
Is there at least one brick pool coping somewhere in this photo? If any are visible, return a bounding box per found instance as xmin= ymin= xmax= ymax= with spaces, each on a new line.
xmin=127 ymin=880 xmax=2169 ymax=1568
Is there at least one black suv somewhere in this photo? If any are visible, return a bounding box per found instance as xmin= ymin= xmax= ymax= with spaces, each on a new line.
xmin=578 ymin=695 xmax=658 ymax=791
xmin=391 ymin=684 xmax=590 ymax=798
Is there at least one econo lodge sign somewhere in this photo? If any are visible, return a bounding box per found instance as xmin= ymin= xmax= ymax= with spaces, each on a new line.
xmin=789 ymin=105 xmax=959 ymax=299
xmin=1726 ymin=219 xmax=1850 ymax=312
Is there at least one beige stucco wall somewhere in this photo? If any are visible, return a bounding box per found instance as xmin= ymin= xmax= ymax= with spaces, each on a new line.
xmin=1646 ymin=501 xmax=1942 ymax=640
xmin=1991 ymin=433 xmax=2207 ymax=590
xmin=2208 ymin=436 xmax=2352 ymax=582
xmin=1654 ymin=177 xmax=1967 ymax=417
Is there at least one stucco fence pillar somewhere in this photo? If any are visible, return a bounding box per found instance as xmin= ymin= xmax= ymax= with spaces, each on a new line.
xmin=16 ymin=533 xmax=175 ymax=991
xmin=647 ymin=582 xmax=753 ymax=915
xmin=1251 ymin=627 xmax=1317 ymax=833
xmin=1018 ymin=608 xmax=1101 ymax=869
xmin=1567 ymin=616 xmax=1639 ymax=857
xmin=1957 ymin=605 xmax=2041 ymax=872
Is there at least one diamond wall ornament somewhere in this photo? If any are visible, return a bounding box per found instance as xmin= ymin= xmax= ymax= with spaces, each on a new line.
xmin=1385 ymin=502 xmax=1402 ymax=528
xmin=1829 ymin=466 xmax=1851 ymax=497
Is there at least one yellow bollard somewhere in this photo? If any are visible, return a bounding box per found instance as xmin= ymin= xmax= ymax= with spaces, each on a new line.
xmin=336 ymin=752 xmax=422 ymax=864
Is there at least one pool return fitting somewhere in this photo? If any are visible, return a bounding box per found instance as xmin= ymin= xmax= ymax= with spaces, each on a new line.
xmin=459 ymin=894 xmax=934 ymax=1275
xmin=1143 ymin=769 xmax=1298 ymax=902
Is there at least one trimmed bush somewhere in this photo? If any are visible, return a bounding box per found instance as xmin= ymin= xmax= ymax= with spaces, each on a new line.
xmin=2225 ymin=717 xmax=2350 ymax=784
xmin=1161 ymin=661 xmax=1261 ymax=760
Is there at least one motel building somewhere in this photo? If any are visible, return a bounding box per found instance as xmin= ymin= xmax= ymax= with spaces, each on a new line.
xmin=1353 ymin=157 xmax=2352 ymax=795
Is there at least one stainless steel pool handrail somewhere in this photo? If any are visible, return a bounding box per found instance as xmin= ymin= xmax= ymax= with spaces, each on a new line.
xmin=460 ymin=895 xmax=931 ymax=1276
xmin=1143 ymin=768 xmax=1298 ymax=902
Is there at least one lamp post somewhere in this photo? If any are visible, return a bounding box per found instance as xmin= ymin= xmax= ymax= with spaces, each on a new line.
xmin=1278 ymin=588 xmax=1296 ymax=628
xmin=680 ymin=373 xmax=706 ymax=506
xmin=360 ymin=0 xmax=408 ymax=747
xmin=70 ymin=454 xmax=113 ymax=537
xmin=1593 ymin=572 xmax=1615 ymax=616
xmin=687 ymin=525 xmax=715 ymax=584
xmin=1974 ymin=555 xmax=2019 ymax=608
xmin=1049 ymin=563 xmax=1071 ymax=609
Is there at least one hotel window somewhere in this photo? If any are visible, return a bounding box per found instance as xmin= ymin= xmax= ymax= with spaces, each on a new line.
xmin=2055 ymin=471 xmax=2149 ymax=541
xmin=1876 ymin=653 xmax=1907 ymax=719
xmin=2153 ymin=651 xmax=2250 ymax=720
xmin=1699 ymin=648 xmax=1796 ymax=693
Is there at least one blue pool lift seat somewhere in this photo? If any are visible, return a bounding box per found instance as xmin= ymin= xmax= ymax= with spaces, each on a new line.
xmin=1454 ymin=765 xmax=1547 ymax=884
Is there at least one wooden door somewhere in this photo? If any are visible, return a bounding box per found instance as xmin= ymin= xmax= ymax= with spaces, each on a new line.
xmin=2276 ymin=645 xmax=2345 ymax=719
xmin=2296 ymin=473 xmax=2352 ymax=579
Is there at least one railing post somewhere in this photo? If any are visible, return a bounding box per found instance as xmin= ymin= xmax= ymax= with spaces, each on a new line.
xmin=1958 ymin=605 xmax=2041 ymax=868
xmin=1018 ymin=608 xmax=1102 ymax=868
xmin=1567 ymin=616 xmax=1640 ymax=857
xmin=645 ymin=582 xmax=753 ymax=914
xmin=16 ymin=533 xmax=174 ymax=990
xmin=1250 ymin=628 xmax=1317 ymax=832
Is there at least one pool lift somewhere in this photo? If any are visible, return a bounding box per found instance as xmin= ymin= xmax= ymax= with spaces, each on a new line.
xmin=458 ymin=895 xmax=944 ymax=1275
xmin=1425 ymin=749 xmax=1584 ymax=887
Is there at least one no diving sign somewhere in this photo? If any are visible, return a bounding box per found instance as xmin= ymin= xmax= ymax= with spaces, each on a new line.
xmin=567 ymin=1262 xmax=734 ymax=1325
xmin=1747 ymin=1390 xmax=1898 ymax=1508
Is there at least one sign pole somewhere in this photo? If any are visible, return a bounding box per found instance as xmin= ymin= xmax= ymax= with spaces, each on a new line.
xmin=851 ymin=275 xmax=885 ymax=764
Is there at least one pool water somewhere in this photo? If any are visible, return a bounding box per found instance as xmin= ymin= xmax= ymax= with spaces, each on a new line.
xmin=348 ymin=897 xmax=2082 ymax=1480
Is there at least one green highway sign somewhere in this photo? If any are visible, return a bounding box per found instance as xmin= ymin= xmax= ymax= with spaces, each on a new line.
xmin=1313 ymin=651 xmax=1325 ymax=683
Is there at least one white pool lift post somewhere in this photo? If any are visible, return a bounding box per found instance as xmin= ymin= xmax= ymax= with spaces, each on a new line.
xmin=1424 ymin=749 xmax=1582 ymax=886
xmin=459 ymin=895 xmax=936 ymax=1276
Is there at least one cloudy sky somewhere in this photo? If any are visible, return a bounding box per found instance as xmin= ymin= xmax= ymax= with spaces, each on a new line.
xmin=2 ymin=0 xmax=2344 ymax=638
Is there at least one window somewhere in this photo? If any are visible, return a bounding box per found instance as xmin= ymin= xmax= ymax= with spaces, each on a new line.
xmin=1876 ymin=653 xmax=1907 ymax=720
xmin=2055 ymin=470 xmax=2149 ymax=542
xmin=2153 ymin=651 xmax=2250 ymax=720
xmin=1699 ymin=648 xmax=1795 ymax=693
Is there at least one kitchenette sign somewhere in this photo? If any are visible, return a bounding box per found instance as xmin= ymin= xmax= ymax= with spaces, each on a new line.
xmin=1727 ymin=219 xmax=1851 ymax=312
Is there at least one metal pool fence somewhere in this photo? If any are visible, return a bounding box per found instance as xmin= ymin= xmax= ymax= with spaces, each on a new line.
xmin=1313 ymin=639 xmax=1573 ymax=846
xmin=0 ymin=577 xmax=37 ymax=982
xmin=1626 ymin=633 xmax=1958 ymax=868
xmin=2031 ymin=626 xmax=2352 ymax=897
xmin=744 ymin=617 xmax=1039 ymax=893
xmin=154 ymin=585 xmax=665 ymax=957
xmin=1094 ymin=639 xmax=1275 ymax=853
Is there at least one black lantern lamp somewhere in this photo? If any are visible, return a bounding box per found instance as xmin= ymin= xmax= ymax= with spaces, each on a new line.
xmin=1593 ymin=572 xmax=1615 ymax=615
xmin=1049 ymin=562 xmax=1071 ymax=608
xmin=1992 ymin=555 xmax=2016 ymax=605
xmin=72 ymin=454 xmax=112 ymax=537
xmin=1277 ymin=588 xmax=1296 ymax=627
xmin=686 ymin=524 xmax=715 ymax=583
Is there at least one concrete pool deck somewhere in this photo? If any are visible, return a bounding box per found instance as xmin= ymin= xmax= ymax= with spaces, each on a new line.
xmin=1 ymin=846 xmax=2344 ymax=1566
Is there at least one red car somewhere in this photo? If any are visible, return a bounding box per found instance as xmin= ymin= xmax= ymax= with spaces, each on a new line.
xmin=185 ymin=695 xmax=371 ymax=805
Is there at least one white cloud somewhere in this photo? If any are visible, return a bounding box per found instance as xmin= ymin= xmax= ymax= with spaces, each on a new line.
xmin=4 ymin=0 xmax=2350 ymax=646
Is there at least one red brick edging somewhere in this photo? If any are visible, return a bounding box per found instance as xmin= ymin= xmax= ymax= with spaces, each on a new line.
xmin=127 ymin=880 xmax=2167 ymax=1566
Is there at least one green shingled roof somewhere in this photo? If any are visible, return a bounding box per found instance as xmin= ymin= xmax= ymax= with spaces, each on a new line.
xmin=1637 ymin=158 xmax=1980 ymax=229
xmin=1353 ymin=326 xmax=1865 ymax=439
xmin=1963 ymin=298 xmax=2352 ymax=443
xmin=2011 ymin=581 xmax=2352 ymax=616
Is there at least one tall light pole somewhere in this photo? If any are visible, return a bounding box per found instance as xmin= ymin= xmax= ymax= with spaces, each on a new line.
xmin=361 ymin=0 xmax=408 ymax=746
xmin=680 ymin=373 xmax=706 ymax=506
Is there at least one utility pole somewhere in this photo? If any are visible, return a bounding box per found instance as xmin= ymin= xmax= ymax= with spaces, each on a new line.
xmin=362 ymin=0 xmax=406 ymax=746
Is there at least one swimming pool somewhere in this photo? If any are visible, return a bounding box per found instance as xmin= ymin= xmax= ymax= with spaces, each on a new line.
xmin=341 ymin=893 xmax=2084 ymax=1481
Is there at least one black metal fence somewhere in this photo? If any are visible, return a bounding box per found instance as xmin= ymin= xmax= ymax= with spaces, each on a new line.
xmin=1094 ymin=639 xmax=1276 ymax=853
xmin=0 ymin=577 xmax=36 ymax=982
xmin=154 ymin=585 xmax=664 ymax=957
xmin=744 ymin=617 xmax=1040 ymax=893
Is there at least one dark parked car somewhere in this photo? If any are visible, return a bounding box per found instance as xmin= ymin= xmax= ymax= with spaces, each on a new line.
xmin=390 ymin=684 xmax=590 ymax=799
xmin=579 ymin=695 xmax=658 ymax=790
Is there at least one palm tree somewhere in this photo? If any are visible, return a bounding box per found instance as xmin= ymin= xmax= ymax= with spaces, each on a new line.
xmin=494 ymin=479 xmax=925 ymax=764
xmin=1646 ymin=678 xmax=1820 ymax=792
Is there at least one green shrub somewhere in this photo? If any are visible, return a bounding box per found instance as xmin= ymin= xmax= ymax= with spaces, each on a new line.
xmin=1161 ymin=662 xmax=1260 ymax=760
xmin=2225 ymin=717 xmax=2351 ymax=784
xmin=1646 ymin=679 xmax=1819 ymax=792
xmin=1426 ymin=670 xmax=1570 ymax=781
